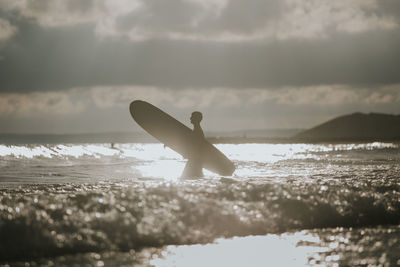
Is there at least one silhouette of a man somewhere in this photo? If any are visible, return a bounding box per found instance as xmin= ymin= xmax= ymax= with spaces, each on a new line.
xmin=181 ymin=111 xmax=204 ymax=178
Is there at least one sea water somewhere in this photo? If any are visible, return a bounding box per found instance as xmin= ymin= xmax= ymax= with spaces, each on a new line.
xmin=0 ymin=142 xmax=399 ymax=266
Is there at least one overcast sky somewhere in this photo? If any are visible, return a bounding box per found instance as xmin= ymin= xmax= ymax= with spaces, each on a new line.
xmin=1 ymin=0 xmax=400 ymax=134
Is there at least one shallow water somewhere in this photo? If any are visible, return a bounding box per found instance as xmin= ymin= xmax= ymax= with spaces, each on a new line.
xmin=0 ymin=142 xmax=399 ymax=266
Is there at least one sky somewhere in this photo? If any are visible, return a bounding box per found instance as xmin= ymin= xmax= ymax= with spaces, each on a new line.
xmin=0 ymin=0 xmax=400 ymax=134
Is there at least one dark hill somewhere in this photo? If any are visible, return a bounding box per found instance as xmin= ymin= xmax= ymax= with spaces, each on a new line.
xmin=295 ymin=112 xmax=400 ymax=141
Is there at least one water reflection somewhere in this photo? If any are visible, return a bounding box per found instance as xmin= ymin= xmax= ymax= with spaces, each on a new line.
xmin=0 ymin=142 xmax=399 ymax=183
xmin=135 ymin=160 xmax=185 ymax=181
xmin=150 ymin=232 xmax=329 ymax=267
xmin=150 ymin=226 xmax=400 ymax=267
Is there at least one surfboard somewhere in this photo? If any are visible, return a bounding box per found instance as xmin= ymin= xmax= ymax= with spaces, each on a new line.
xmin=129 ymin=100 xmax=235 ymax=176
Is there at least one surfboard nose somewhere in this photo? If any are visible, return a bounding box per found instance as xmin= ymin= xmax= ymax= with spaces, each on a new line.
xmin=129 ymin=100 xmax=145 ymax=118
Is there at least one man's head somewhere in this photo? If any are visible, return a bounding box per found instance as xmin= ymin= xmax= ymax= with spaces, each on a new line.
xmin=190 ymin=111 xmax=203 ymax=124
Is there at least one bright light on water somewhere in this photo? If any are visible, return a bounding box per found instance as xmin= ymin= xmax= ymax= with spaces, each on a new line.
xmin=150 ymin=232 xmax=331 ymax=267
xmin=120 ymin=144 xmax=181 ymax=161
xmin=1 ymin=142 xmax=396 ymax=160
xmin=136 ymin=160 xmax=185 ymax=181
xmin=0 ymin=142 xmax=398 ymax=182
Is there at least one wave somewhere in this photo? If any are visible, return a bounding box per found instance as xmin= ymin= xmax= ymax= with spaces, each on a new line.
xmin=1 ymin=179 xmax=399 ymax=261
xmin=0 ymin=144 xmax=176 ymax=160
xmin=1 ymin=143 xmax=398 ymax=167
xmin=1 ymin=142 xmax=399 ymax=261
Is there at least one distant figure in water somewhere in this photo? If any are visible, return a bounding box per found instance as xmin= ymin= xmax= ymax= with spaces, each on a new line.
xmin=181 ymin=111 xmax=205 ymax=178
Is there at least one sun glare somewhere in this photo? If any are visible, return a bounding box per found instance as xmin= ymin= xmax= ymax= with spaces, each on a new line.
xmin=150 ymin=232 xmax=332 ymax=267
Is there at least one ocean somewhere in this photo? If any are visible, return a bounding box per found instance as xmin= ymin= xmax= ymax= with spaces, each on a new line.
xmin=0 ymin=142 xmax=399 ymax=266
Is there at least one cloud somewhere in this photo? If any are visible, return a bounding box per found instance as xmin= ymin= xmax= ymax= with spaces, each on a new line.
xmin=0 ymin=90 xmax=86 ymax=117
xmin=1 ymin=0 xmax=400 ymax=92
xmin=277 ymin=0 xmax=397 ymax=39
xmin=0 ymin=0 xmax=129 ymax=27
xmin=86 ymin=85 xmax=400 ymax=110
xmin=1 ymin=0 xmax=398 ymax=42
xmin=1 ymin=85 xmax=399 ymax=133
xmin=80 ymin=0 xmax=400 ymax=42
xmin=88 ymin=86 xmax=241 ymax=110
xmin=254 ymin=85 xmax=400 ymax=107
xmin=1 ymin=21 xmax=400 ymax=92
xmin=0 ymin=18 xmax=17 ymax=41
xmin=1 ymin=84 xmax=400 ymax=118
xmin=363 ymin=84 xmax=400 ymax=104
xmin=269 ymin=86 xmax=360 ymax=106
xmin=89 ymin=86 xmax=175 ymax=108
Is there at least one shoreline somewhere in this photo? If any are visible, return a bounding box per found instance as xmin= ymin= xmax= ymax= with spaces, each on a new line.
xmin=1 ymin=134 xmax=400 ymax=145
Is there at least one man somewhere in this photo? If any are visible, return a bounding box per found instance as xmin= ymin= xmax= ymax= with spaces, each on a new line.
xmin=181 ymin=111 xmax=205 ymax=178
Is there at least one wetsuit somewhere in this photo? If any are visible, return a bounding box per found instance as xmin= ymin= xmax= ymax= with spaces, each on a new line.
xmin=181 ymin=123 xmax=204 ymax=178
